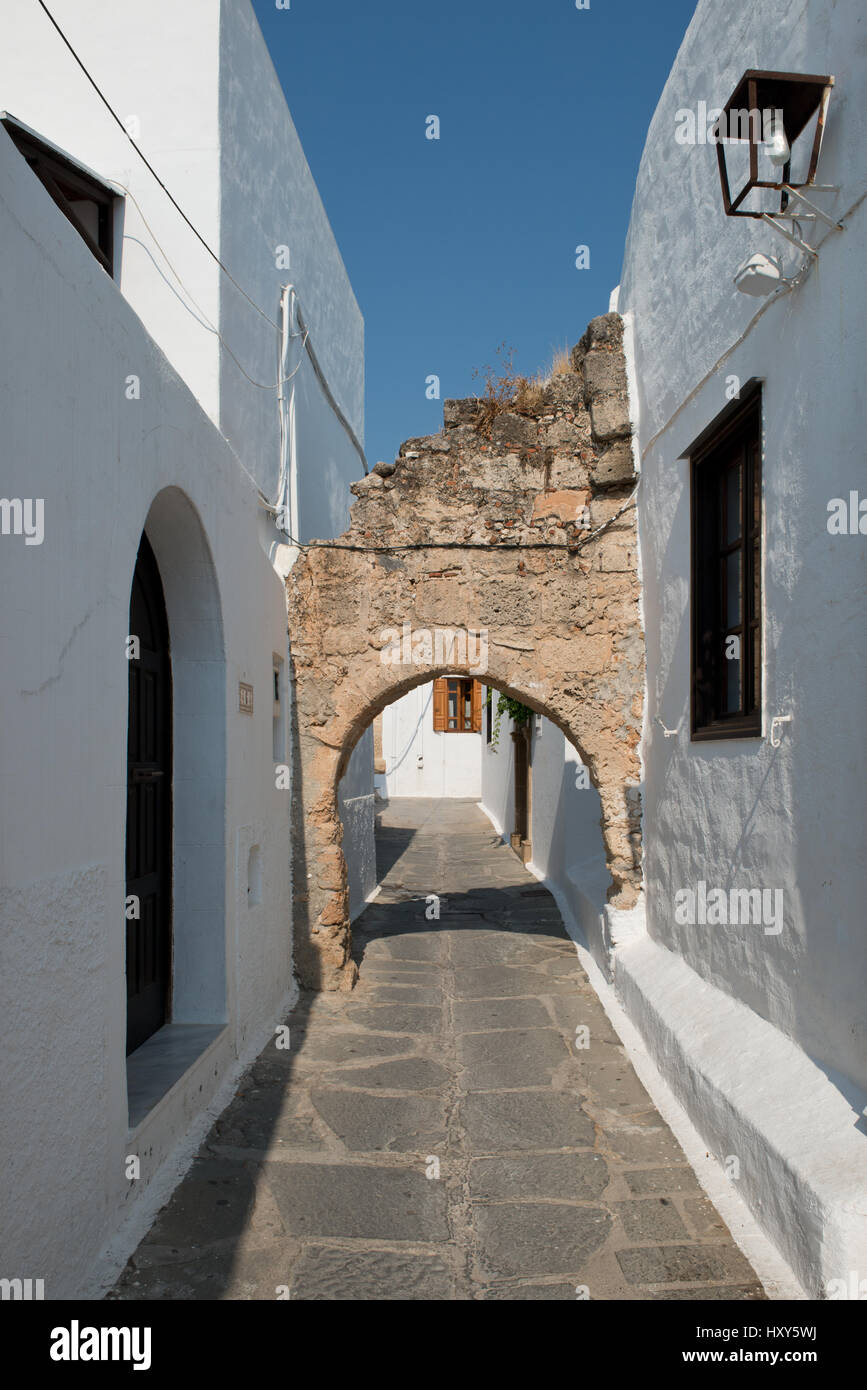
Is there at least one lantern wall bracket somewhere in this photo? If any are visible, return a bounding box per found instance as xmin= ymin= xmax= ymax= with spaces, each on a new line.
xmin=779 ymin=184 xmax=845 ymax=231
xmin=759 ymin=213 xmax=819 ymax=259
xmin=758 ymin=184 xmax=846 ymax=260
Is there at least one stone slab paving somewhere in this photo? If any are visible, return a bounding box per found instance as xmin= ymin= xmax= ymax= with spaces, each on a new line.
xmin=110 ymin=798 xmax=766 ymax=1302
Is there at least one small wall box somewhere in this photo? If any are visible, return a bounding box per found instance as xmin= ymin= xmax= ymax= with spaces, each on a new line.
xmin=239 ymin=682 xmax=254 ymax=714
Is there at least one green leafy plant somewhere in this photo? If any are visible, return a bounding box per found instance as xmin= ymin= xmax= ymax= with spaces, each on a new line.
xmin=490 ymin=692 xmax=532 ymax=750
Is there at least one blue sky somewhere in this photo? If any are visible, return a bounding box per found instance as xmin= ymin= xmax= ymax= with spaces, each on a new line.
xmin=252 ymin=0 xmax=696 ymax=470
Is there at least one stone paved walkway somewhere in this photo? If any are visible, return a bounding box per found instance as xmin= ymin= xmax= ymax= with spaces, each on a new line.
xmin=111 ymin=798 xmax=765 ymax=1301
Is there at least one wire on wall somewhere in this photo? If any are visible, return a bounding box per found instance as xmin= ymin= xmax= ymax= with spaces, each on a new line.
xmin=33 ymin=0 xmax=368 ymax=475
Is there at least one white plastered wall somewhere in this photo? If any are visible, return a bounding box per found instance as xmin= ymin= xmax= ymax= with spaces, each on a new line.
xmin=614 ymin=0 xmax=867 ymax=1295
xmin=378 ymin=683 xmax=483 ymax=800
xmin=0 ymin=121 xmax=295 ymax=1295
xmin=479 ymin=706 xmax=612 ymax=964
xmin=0 ymin=0 xmax=374 ymax=932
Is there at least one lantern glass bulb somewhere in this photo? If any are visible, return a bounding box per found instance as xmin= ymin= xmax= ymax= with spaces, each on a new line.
xmin=765 ymin=112 xmax=791 ymax=168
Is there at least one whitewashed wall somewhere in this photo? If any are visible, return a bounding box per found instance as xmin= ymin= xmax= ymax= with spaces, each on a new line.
xmin=0 ymin=0 xmax=223 ymax=418
xmin=0 ymin=0 xmax=374 ymax=904
xmin=479 ymin=705 xmax=610 ymax=960
xmin=479 ymin=704 xmax=516 ymax=838
xmin=616 ymin=0 xmax=867 ymax=1294
xmin=523 ymin=720 xmax=610 ymax=957
xmin=378 ymin=683 xmax=482 ymax=800
xmin=216 ymin=0 xmax=365 ymax=513
xmin=0 ymin=125 xmax=293 ymax=1296
xmin=0 ymin=0 xmax=374 ymax=1296
xmin=218 ymin=0 xmax=371 ymax=898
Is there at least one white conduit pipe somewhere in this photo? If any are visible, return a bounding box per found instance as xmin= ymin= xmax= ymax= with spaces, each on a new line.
xmin=276 ymin=283 xmax=301 ymax=568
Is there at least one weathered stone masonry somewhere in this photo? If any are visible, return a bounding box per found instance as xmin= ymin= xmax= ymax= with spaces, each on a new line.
xmin=287 ymin=313 xmax=644 ymax=990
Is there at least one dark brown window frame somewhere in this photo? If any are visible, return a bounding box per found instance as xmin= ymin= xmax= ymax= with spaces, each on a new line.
xmin=2 ymin=116 xmax=115 ymax=275
xmin=433 ymin=676 xmax=482 ymax=733
xmin=689 ymin=382 xmax=763 ymax=741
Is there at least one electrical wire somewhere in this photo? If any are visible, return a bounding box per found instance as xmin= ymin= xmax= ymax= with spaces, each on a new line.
xmin=34 ymin=0 xmax=279 ymax=329
xmin=637 ymin=185 xmax=866 ymax=463
xmin=115 ymin=181 xmax=309 ymax=390
xmin=33 ymin=0 xmax=368 ymax=470
xmin=270 ymin=481 xmax=640 ymax=555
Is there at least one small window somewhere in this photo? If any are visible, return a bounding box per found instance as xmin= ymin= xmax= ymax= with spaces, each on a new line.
xmin=2 ymin=117 xmax=115 ymax=274
xmin=272 ymin=655 xmax=285 ymax=761
xmin=485 ymin=687 xmax=493 ymax=744
xmin=433 ymin=677 xmax=481 ymax=733
xmin=690 ymin=386 xmax=762 ymax=739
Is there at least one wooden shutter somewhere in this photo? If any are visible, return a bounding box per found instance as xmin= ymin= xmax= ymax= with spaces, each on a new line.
xmin=432 ymin=678 xmax=448 ymax=731
xmin=471 ymin=680 xmax=482 ymax=732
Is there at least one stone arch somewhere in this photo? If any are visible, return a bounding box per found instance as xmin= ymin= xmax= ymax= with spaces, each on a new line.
xmin=288 ymin=314 xmax=644 ymax=990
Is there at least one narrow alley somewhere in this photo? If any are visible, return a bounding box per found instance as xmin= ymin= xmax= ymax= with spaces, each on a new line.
xmin=111 ymin=800 xmax=765 ymax=1301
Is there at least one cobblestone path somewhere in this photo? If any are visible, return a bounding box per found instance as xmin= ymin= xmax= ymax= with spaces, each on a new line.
xmin=111 ymin=798 xmax=765 ymax=1301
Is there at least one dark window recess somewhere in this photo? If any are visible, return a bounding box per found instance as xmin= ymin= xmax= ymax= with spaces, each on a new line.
xmin=690 ymin=387 xmax=762 ymax=740
xmin=485 ymin=687 xmax=493 ymax=744
xmin=2 ymin=119 xmax=114 ymax=274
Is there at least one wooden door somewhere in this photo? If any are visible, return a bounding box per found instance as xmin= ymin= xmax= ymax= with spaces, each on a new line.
xmin=513 ymin=725 xmax=530 ymax=842
xmin=126 ymin=534 xmax=172 ymax=1056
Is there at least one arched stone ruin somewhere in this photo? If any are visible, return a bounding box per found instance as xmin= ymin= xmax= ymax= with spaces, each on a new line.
xmin=287 ymin=313 xmax=644 ymax=989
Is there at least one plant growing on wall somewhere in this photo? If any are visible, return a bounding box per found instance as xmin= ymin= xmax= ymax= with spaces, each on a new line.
xmin=490 ymin=692 xmax=532 ymax=751
xmin=470 ymin=341 xmax=575 ymax=438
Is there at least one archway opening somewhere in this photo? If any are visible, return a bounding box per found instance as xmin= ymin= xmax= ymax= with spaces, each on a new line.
xmin=125 ymin=487 xmax=227 ymax=1125
xmin=332 ymin=669 xmax=614 ymax=987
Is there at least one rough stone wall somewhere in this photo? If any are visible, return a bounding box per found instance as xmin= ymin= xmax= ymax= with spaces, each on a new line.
xmin=287 ymin=313 xmax=644 ymax=990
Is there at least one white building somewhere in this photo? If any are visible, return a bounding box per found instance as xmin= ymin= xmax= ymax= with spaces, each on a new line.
xmin=614 ymin=0 xmax=866 ymax=1298
xmin=1 ymin=0 xmax=863 ymax=1306
xmin=377 ymin=677 xmax=483 ymax=800
xmin=0 ymin=0 xmax=373 ymax=1296
xmin=473 ymin=0 xmax=867 ymax=1298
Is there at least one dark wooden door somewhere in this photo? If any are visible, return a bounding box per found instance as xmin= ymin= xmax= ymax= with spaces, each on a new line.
xmin=126 ymin=534 xmax=172 ymax=1056
xmin=513 ymin=726 xmax=530 ymax=842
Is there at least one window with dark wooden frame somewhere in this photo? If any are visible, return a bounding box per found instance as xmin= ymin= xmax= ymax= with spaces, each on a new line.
xmin=690 ymin=386 xmax=762 ymax=740
xmin=433 ymin=677 xmax=482 ymax=733
xmin=2 ymin=118 xmax=115 ymax=275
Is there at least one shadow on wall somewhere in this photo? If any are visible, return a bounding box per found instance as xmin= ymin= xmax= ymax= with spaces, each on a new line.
xmin=385 ymin=686 xmax=434 ymax=780
xmin=540 ymin=739 xmax=612 ymax=968
xmin=482 ymin=714 xmax=613 ymax=968
xmin=337 ymin=723 xmax=377 ymax=922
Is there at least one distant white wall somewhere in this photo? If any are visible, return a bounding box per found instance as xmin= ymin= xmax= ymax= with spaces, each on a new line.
xmin=480 ymin=703 xmax=610 ymax=959
xmin=479 ymin=694 xmax=515 ymax=836
xmin=379 ymin=683 xmax=482 ymax=799
xmin=524 ymin=719 xmax=610 ymax=959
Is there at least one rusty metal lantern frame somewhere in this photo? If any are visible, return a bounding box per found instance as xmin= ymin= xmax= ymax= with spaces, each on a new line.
xmin=714 ymin=69 xmax=835 ymax=216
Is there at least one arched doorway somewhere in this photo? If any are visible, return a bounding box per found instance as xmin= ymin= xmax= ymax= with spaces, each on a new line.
xmin=126 ymin=533 xmax=172 ymax=1055
xmin=124 ymin=487 xmax=227 ymax=1108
